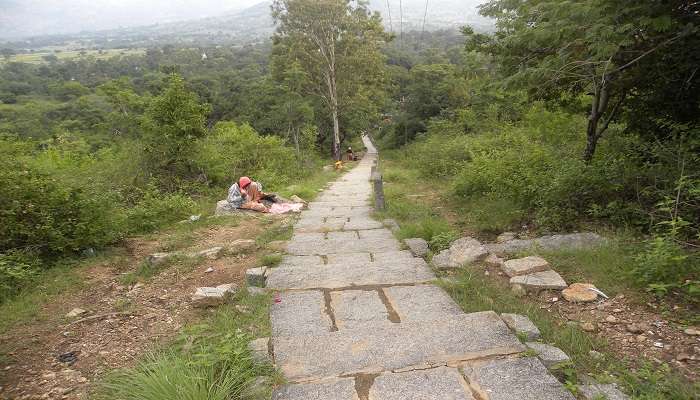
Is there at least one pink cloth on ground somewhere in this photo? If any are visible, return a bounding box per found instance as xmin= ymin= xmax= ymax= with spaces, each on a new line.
xmin=269 ymin=203 xmax=304 ymax=214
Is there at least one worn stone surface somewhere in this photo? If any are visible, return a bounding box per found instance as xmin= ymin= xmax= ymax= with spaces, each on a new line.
xmin=273 ymin=311 xmax=525 ymax=381
xmin=486 ymin=232 xmax=605 ymax=255
xmin=526 ymin=342 xmax=571 ymax=369
xmin=502 ymin=256 xmax=550 ymax=277
xmin=344 ymin=217 xmax=383 ymax=230
xmin=464 ymin=357 xmax=576 ymax=400
xmin=272 ymin=377 xmax=358 ymax=400
xmin=562 ymin=283 xmax=598 ymax=302
xmin=369 ymin=367 xmax=474 ymax=400
xmin=271 ymin=291 xmax=332 ymax=336
xmin=248 ymin=338 xmax=271 ymax=364
xmin=496 ymin=232 xmax=517 ymax=243
xmin=146 ymin=252 xmax=173 ymax=266
xmin=191 ymin=284 xmax=237 ymax=307
xmin=404 ymin=238 xmax=429 ymax=257
xmin=485 ymin=253 xmax=505 ymax=267
xmin=279 ymin=255 xmax=324 ymax=268
xmin=266 ymin=259 xmax=435 ymax=290
xmin=383 ymin=285 xmax=463 ymax=323
xmin=286 ymin=235 xmax=400 ymax=255
xmin=372 ymin=250 xmax=416 ymax=263
xmin=501 ymin=313 xmax=541 ymax=340
xmin=330 ymin=290 xmax=390 ymax=330
xmin=579 ymin=384 xmax=629 ymax=400
xmin=326 ymin=252 xmax=372 ymax=266
xmin=510 ymin=270 xmax=568 ymax=291
xmin=432 ymin=237 xmax=488 ymax=269
xmin=245 ymin=266 xmax=268 ymax=287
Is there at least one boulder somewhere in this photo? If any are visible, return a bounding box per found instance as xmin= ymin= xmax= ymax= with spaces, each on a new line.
xmin=562 ymin=283 xmax=598 ymax=303
xmin=501 ymin=256 xmax=550 ymax=277
xmin=579 ymin=384 xmax=629 ymax=400
xmin=230 ymin=239 xmax=257 ymax=253
xmin=486 ymin=232 xmax=605 ymax=255
xmin=404 ymin=238 xmax=429 ymax=257
xmin=65 ymin=308 xmax=87 ymax=318
xmin=484 ymin=253 xmax=505 ymax=267
xmin=191 ymin=284 xmax=237 ymax=307
xmin=496 ymin=232 xmax=517 ymax=243
xmin=432 ymin=237 xmax=488 ymax=270
xmin=290 ymin=195 xmax=308 ymax=205
xmin=526 ymin=342 xmax=571 ymax=369
xmin=246 ymin=267 xmax=269 ymax=287
xmin=501 ymin=313 xmax=541 ymax=341
xmin=509 ymin=270 xmax=567 ymax=291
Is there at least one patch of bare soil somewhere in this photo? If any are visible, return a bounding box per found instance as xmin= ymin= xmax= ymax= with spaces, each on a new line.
xmin=481 ymin=264 xmax=700 ymax=382
xmin=0 ymin=217 xmax=274 ymax=400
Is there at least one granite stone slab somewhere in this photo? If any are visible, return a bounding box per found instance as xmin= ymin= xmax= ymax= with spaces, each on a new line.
xmin=272 ymin=377 xmax=359 ymax=400
xmin=369 ymin=367 xmax=475 ymax=400
xmin=330 ymin=289 xmax=391 ymax=330
xmin=509 ymin=270 xmax=568 ymax=291
xmin=463 ymin=357 xmax=576 ymax=400
xmin=271 ymin=291 xmax=332 ymax=336
xmin=383 ymin=285 xmax=464 ymax=322
xmin=273 ymin=312 xmax=525 ymax=381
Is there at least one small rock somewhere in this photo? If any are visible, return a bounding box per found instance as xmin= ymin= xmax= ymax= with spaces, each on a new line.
xmin=636 ymin=335 xmax=646 ymax=343
xmin=496 ymin=232 xmax=517 ymax=243
xmin=605 ymin=315 xmax=618 ymax=323
xmin=146 ymin=252 xmax=172 ymax=266
xmin=581 ymin=322 xmax=597 ymax=332
xmin=562 ymin=283 xmax=598 ymax=303
xmin=551 ymin=297 xmax=559 ymax=302
xmin=589 ymin=350 xmax=604 ymax=360
xmin=246 ymin=267 xmax=268 ymax=287
xmin=484 ymin=270 xmax=490 ymax=276
xmin=579 ymin=383 xmax=629 ymax=400
xmin=684 ymin=327 xmax=700 ymax=336
xmin=41 ymin=372 xmax=57 ymax=380
xmin=484 ymin=253 xmax=505 ymax=267
xmin=525 ymin=342 xmax=571 ymax=369
xmin=612 ymin=308 xmax=623 ymax=313
xmin=509 ymin=270 xmax=567 ymax=291
xmin=511 ymin=283 xmax=527 ymax=297
xmin=501 ymin=256 xmax=550 ymax=277
xmin=501 ymin=313 xmax=541 ymax=341
xmin=676 ymin=353 xmax=691 ymax=361
xmin=65 ymin=308 xmax=87 ymax=318
xmin=230 ymin=239 xmax=257 ymax=253
xmin=404 ymin=238 xmax=429 ymax=257
xmin=248 ymin=338 xmax=271 ymax=364
xmin=191 ymin=247 xmax=224 ymax=260
xmin=626 ymin=323 xmax=644 ymax=334
xmin=653 ymin=342 xmax=664 ymax=348
xmin=432 ymin=237 xmax=488 ymax=269
xmin=204 ymin=267 xmax=215 ymax=273
xmin=191 ymin=284 xmax=237 ymax=308
xmin=383 ymin=219 xmax=400 ymax=232
xmin=290 ymin=195 xmax=307 ymax=205
xmin=247 ymin=287 xmax=267 ymax=296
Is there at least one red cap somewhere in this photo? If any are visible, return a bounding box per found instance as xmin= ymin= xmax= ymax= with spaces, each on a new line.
xmin=239 ymin=176 xmax=252 ymax=189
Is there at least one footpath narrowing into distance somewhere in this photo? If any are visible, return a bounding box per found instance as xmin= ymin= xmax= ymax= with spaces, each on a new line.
xmin=264 ymin=135 xmax=576 ymax=399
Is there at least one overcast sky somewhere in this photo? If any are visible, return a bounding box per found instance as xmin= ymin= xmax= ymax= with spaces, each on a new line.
xmin=0 ymin=0 xmax=263 ymax=39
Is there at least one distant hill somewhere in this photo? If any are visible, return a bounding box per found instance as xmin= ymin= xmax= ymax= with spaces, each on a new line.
xmin=1 ymin=1 xmax=493 ymax=50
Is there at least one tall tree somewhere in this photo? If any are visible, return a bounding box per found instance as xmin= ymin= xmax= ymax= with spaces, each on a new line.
xmin=271 ymin=0 xmax=388 ymax=159
xmin=465 ymin=0 xmax=699 ymax=162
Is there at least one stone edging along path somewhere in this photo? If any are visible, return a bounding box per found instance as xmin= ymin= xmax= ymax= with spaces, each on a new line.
xmin=253 ymin=136 xmax=610 ymax=400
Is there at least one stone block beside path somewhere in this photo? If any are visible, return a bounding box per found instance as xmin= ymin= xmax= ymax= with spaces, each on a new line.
xmin=501 ymin=313 xmax=541 ymax=340
xmin=510 ymin=270 xmax=568 ymax=291
xmin=246 ymin=266 xmax=268 ymax=287
xmin=432 ymin=237 xmax=488 ymax=269
xmin=404 ymin=238 xmax=429 ymax=257
xmin=502 ymin=256 xmax=550 ymax=277
xmin=526 ymin=342 xmax=571 ymax=369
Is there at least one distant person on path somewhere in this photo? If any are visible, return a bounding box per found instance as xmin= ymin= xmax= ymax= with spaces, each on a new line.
xmin=228 ymin=176 xmax=269 ymax=213
xmin=346 ymin=146 xmax=355 ymax=161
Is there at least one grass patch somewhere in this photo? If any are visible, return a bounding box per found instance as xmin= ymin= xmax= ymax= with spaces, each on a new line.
xmin=440 ymin=271 xmax=699 ymax=399
xmin=97 ymin=290 xmax=278 ymax=400
xmin=258 ymin=253 xmax=283 ymax=268
xmin=256 ymin=224 xmax=293 ymax=246
xmin=118 ymin=256 xmax=203 ymax=286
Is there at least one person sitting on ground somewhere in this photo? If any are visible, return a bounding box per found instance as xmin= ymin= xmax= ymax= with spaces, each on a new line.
xmin=227 ymin=176 xmax=269 ymax=213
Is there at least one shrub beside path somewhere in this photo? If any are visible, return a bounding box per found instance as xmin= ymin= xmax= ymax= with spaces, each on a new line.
xmin=265 ymin=136 xmax=577 ymax=399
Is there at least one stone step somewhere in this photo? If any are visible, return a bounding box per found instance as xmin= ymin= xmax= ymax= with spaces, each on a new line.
xmin=509 ymin=270 xmax=568 ymax=291
xmin=286 ymin=231 xmax=401 ymax=255
xmin=266 ymin=259 xmax=435 ymax=290
xmin=272 ymin=311 xmax=525 ymax=382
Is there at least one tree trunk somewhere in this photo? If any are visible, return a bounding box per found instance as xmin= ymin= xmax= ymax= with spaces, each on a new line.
xmin=327 ymin=69 xmax=341 ymax=161
xmin=583 ymin=84 xmax=611 ymax=163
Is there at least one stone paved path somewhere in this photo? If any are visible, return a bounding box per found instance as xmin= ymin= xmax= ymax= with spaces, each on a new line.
xmin=268 ymin=136 xmax=575 ymax=399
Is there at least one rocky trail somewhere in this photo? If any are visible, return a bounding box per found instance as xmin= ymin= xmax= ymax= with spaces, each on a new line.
xmin=262 ymin=136 xmax=618 ymax=399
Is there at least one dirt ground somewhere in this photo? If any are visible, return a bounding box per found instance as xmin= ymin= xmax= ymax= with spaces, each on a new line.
xmin=480 ymin=263 xmax=700 ymax=382
xmin=0 ymin=216 xmax=283 ymax=400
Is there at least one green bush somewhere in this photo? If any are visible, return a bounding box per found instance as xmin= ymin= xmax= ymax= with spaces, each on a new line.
xmin=633 ymin=236 xmax=699 ymax=299
xmin=125 ymin=186 xmax=196 ymax=234
xmin=194 ymin=121 xmax=302 ymax=191
xmin=0 ymin=252 xmax=37 ymax=302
